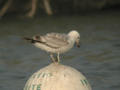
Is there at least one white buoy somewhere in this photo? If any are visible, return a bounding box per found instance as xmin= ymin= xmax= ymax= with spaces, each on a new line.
xmin=24 ymin=63 xmax=92 ymax=90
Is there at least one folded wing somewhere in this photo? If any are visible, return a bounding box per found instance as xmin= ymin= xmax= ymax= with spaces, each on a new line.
xmin=40 ymin=33 xmax=69 ymax=48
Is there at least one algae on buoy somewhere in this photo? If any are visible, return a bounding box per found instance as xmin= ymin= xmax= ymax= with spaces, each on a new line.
xmin=24 ymin=63 xmax=92 ymax=90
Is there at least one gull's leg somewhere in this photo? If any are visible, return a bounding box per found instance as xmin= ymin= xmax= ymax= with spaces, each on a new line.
xmin=57 ymin=52 xmax=60 ymax=63
xmin=50 ymin=54 xmax=56 ymax=63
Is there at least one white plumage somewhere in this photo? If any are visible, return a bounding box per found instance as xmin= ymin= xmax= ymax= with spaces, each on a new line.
xmin=24 ymin=30 xmax=80 ymax=62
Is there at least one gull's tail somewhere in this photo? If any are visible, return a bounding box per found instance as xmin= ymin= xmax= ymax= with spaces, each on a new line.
xmin=23 ymin=37 xmax=42 ymax=43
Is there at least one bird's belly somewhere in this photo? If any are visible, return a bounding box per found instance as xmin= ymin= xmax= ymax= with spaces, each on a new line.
xmin=34 ymin=43 xmax=73 ymax=54
xmin=54 ymin=45 xmax=73 ymax=54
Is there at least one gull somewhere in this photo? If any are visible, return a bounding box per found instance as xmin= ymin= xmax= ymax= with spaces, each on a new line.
xmin=24 ymin=30 xmax=80 ymax=63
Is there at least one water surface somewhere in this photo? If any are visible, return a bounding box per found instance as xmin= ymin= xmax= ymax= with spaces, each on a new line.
xmin=0 ymin=13 xmax=120 ymax=90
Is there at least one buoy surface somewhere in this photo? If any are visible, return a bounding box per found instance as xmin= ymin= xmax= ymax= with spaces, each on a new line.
xmin=24 ymin=63 xmax=92 ymax=90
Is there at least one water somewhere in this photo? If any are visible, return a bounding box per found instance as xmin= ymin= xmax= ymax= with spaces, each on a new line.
xmin=0 ymin=13 xmax=120 ymax=90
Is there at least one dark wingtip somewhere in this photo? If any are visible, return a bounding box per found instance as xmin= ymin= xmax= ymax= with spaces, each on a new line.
xmin=23 ymin=37 xmax=36 ymax=43
xmin=23 ymin=37 xmax=32 ymax=40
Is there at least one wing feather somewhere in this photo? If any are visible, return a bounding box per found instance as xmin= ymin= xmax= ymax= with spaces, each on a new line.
xmin=40 ymin=33 xmax=69 ymax=48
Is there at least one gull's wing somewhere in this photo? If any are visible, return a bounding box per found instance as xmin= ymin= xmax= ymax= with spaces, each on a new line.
xmin=38 ymin=33 xmax=69 ymax=48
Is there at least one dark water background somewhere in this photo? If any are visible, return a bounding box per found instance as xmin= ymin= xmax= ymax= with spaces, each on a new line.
xmin=0 ymin=12 xmax=120 ymax=90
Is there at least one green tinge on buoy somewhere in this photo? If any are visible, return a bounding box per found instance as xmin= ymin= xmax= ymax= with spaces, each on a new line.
xmin=24 ymin=63 xmax=92 ymax=90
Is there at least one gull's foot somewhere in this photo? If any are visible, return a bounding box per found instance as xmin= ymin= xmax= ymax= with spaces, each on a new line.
xmin=55 ymin=56 xmax=60 ymax=63
xmin=50 ymin=54 xmax=60 ymax=63
xmin=50 ymin=54 xmax=58 ymax=63
xmin=57 ymin=53 xmax=60 ymax=63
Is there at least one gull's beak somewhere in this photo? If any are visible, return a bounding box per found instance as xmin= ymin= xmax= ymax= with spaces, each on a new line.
xmin=75 ymin=39 xmax=80 ymax=48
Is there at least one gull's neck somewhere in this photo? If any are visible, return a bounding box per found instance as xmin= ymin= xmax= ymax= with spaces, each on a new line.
xmin=68 ymin=35 xmax=76 ymax=44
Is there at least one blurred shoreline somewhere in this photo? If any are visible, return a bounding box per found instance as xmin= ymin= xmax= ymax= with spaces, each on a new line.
xmin=0 ymin=0 xmax=120 ymax=18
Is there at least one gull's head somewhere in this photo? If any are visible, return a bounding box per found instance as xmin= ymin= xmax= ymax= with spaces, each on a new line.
xmin=68 ymin=30 xmax=80 ymax=47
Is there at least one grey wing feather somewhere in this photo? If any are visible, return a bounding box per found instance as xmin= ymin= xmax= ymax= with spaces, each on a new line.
xmin=41 ymin=33 xmax=69 ymax=48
